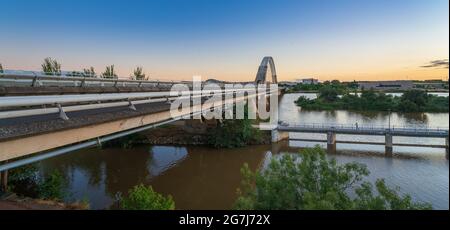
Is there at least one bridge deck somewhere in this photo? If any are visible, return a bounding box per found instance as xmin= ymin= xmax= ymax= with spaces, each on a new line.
xmin=278 ymin=123 xmax=449 ymax=138
xmin=289 ymin=138 xmax=447 ymax=148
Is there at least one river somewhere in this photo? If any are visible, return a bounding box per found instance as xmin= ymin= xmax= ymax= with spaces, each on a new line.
xmin=36 ymin=93 xmax=449 ymax=210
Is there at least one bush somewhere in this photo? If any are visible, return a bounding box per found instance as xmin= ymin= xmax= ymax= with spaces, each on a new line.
xmin=208 ymin=104 xmax=262 ymax=148
xmin=120 ymin=184 xmax=175 ymax=210
xmin=41 ymin=57 xmax=61 ymax=76
xmin=38 ymin=170 xmax=67 ymax=201
xmin=8 ymin=164 xmax=40 ymax=197
xmin=234 ymin=146 xmax=432 ymax=210
xmin=318 ymin=86 xmax=339 ymax=102
xmin=9 ymin=166 xmax=67 ymax=201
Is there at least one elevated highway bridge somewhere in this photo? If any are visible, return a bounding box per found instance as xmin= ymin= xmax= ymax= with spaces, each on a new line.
xmin=0 ymin=57 xmax=281 ymax=190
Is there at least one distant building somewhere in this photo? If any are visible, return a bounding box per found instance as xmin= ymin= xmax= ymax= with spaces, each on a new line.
xmin=296 ymin=78 xmax=319 ymax=85
xmin=358 ymin=81 xmax=414 ymax=91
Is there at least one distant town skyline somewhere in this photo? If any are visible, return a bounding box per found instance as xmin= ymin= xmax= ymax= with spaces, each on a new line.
xmin=0 ymin=0 xmax=448 ymax=82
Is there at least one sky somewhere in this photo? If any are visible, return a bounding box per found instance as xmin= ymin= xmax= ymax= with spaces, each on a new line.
xmin=0 ymin=0 xmax=448 ymax=82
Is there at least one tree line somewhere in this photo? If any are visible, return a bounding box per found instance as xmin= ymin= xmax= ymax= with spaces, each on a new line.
xmin=0 ymin=58 xmax=148 ymax=80
xmin=296 ymin=86 xmax=449 ymax=112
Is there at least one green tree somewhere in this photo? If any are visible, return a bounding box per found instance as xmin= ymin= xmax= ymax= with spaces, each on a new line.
xmin=119 ymin=184 xmax=175 ymax=210
xmin=41 ymin=57 xmax=61 ymax=76
xmin=0 ymin=63 xmax=3 ymax=73
xmin=8 ymin=164 xmax=40 ymax=197
xmin=401 ymin=90 xmax=429 ymax=108
xmin=83 ymin=67 xmax=96 ymax=77
xmin=318 ymin=86 xmax=339 ymax=102
xmin=102 ymin=65 xmax=118 ymax=79
xmin=38 ymin=170 xmax=67 ymax=201
xmin=131 ymin=66 xmax=147 ymax=80
xmin=331 ymin=79 xmax=340 ymax=85
xmin=207 ymin=104 xmax=261 ymax=148
xmin=234 ymin=146 xmax=432 ymax=210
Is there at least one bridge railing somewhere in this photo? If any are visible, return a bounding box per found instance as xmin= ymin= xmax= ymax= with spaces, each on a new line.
xmin=0 ymin=72 xmax=254 ymax=88
xmin=0 ymin=88 xmax=278 ymax=120
xmin=279 ymin=122 xmax=449 ymax=133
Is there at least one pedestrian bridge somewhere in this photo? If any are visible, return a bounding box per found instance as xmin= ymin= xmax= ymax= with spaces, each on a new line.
xmin=271 ymin=123 xmax=449 ymax=157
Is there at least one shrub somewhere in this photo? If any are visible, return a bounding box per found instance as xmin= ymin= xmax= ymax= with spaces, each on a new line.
xmin=207 ymin=104 xmax=262 ymax=148
xmin=120 ymin=184 xmax=175 ymax=210
xmin=234 ymin=146 xmax=432 ymax=210
xmin=41 ymin=57 xmax=61 ymax=75
xmin=38 ymin=170 xmax=67 ymax=201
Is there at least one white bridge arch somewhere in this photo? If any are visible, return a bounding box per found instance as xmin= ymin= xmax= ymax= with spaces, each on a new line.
xmin=255 ymin=56 xmax=277 ymax=84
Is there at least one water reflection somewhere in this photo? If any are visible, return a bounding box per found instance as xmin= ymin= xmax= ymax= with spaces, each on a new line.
xmin=38 ymin=143 xmax=448 ymax=210
xmin=39 ymin=145 xmax=269 ymax=210
xmin=147 ymin=146 xmax=188 ymax=177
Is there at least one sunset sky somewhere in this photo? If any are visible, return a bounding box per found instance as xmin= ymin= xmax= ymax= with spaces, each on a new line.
xmin=0 ymin=0 xmax=448 ymax=82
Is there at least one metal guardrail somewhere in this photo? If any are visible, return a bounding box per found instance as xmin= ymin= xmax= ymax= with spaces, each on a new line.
xmin=0 ymin=88 xmax=278 ymax=120
xmin=0 ymin=72 xmax=254 ymax=88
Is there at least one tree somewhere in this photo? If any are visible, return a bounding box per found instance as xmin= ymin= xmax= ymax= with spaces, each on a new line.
xmin=83 ymin=67 xmax=96 ymax=77
xmin=318 ymin=86 xmax=339 ymax=102
xmin=38 ymin=170 xmax=67 ymax=201
xmin=331 ymin=79 xmax=341 ymax=85
xmin=102 ymin=65 xmax=118 ymax=79
xmin=0 ymin=63 xmax=3 ymax=73
xmin=9 ymin=165 xmax=67 ymax=201
xmin=119 ymin=184 xmax=175 ymax=210
xmin=131 ymin=66 xmax=147 ymax=80
xmin=234 ymin=146 xmax=432 ymax=210
xmin=207 ymin=104 xmax=261 ymax=148
xmin=401 ymin=90 xmax=429 ymax=108
xmin=41 ymin=57 xmax=61 ymax=76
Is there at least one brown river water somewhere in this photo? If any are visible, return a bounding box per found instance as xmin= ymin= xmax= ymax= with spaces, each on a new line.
xmin=36 ymin=93 xmax=449 ymax=210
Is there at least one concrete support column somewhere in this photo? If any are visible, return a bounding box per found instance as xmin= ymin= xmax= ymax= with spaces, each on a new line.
xmin=385 ymin=133 xmax=393 ymax=157
xmin=445 ymin=136 xmax=449 ymax=160
xmin=271 ymin=129 xmax=289 ymax=143
xmin=327 ymin=132 xmax=336 ymax=154
xmin=0 ymin=170 xmax=8 ymax=192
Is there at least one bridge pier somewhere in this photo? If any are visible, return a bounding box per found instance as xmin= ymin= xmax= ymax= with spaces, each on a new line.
xmin=271 ymin=129 xmax=289 ymax=143
xmin=327 ymin=132 xmax=336 ymax=154
xmin=385 ymin=133 xmax=393 ymax=157
xmin=446 ymin=136 xmax=449 ymax=160
xmin=0 ymin=170 xmax=8 ymax=192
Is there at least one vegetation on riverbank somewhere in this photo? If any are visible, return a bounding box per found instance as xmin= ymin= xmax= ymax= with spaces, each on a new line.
xmin=234 ymin=146 xmax=432 ymax=210
xmin=207 ymin=105 xmax=264 ymax=148
xmin=118 ymin=184 xmax=175 ymax=210
xmin=295 ymin=88 xmax=449 ymax=112
xmin=285 ymin=80 xmax=358 ymax=93
xmin=5 ymin=164 xmax=89 ymax=208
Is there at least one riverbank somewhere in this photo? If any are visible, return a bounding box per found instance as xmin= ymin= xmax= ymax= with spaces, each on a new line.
xmin=0 ymin=193 xmax=88 ymax=210
xmin=134 ymin=124 xmax=271 ymax=146
xmin=295 ymin=90 xmax=449 ymax=112
xmin=286 ymin=89 xmax=450 ymax=94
